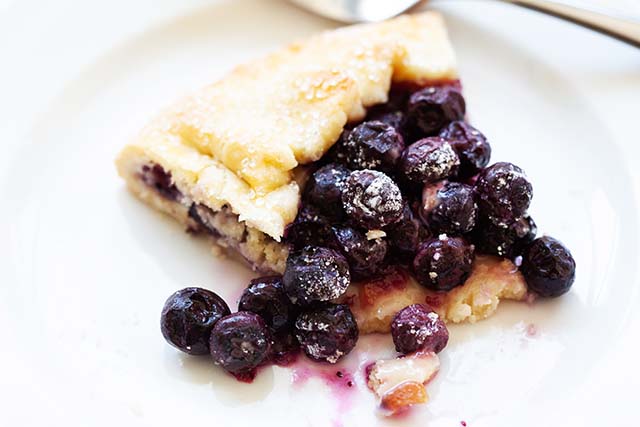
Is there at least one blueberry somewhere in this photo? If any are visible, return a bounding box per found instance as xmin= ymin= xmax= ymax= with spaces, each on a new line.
xmin=385 ymin=203 xmax=429 ymax=257
xmin=471 ymin=215 xmax=537 ymax=258
xmin=439 ymin=121 xmax=491 ymax=179
xmin=140 ymin=164 xmax=182 ymax=201
xmin=336 ymin=121 xmax=405 ymax=173
xmin=407 ymin=85 xmax=466 ymax=135
xmin=284 ymin=205 xmax=334 ymax=250
xmin=295 ymin=303 xmax=359 ymax=364
xmin=341 ymin=170 xmax=404 ymax=229
xmin=521 ymin=236 xmax=576 ymax=297
xmin=283 ymin=246 xmax=351 ymax=306
xmin=238 ymin=276 xmax=296 ymax=333
xmin=413 ymin=235 xmax=474 ymax=291
xmin=367 ymin=110 xmax=408 ymax=137
xmin=304 ymin=163 xmax=351 ymax=220
xmin=209 ymin=312 xmax=272 ymax=375
xmin=399 ymin=137 xmax=459 ymax=185
xmin=474 ymin=162 xmax=533 ymax=226
xmin=421 ymin=181 xmax=478 ymax=235
xmin=332 ymin=225 xmax=388 ymax=279
xmin=391 ymin=304 xmax=449 ymax=354
xmin=270 ymin=331 xmax=300 ymax=366
xmin=160 ymin=287 xmax=230 ymax=355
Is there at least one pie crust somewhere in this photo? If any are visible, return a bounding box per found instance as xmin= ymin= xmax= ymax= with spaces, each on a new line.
xmin=116 ymin=12 xmax=457 ymax=274
xmin=116 ymin=13 xmax=528 ymax=324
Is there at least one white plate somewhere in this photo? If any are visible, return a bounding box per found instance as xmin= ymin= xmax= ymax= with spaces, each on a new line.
xmin=1 ymin=0 xmax=639 ymax=426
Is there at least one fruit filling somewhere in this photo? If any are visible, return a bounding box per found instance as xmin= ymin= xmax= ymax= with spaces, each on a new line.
xmin=158 ymin=82 xmax=577 ymax=413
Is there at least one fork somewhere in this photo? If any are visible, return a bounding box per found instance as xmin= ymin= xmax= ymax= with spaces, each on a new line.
xmin=288 ymin=0 xmax=640 ymax=48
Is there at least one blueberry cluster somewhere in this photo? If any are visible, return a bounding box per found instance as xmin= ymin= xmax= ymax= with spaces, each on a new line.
xmin=287 ymin=83 xmax=575 ymax=300
xmin=160 ymin=83 xmax=576 ymax=381
xmin=160 ymin=276 xmax=358 ymax=379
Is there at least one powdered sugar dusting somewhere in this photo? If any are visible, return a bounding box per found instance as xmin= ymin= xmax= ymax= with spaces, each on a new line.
xmin=403 ymin=138 xmax=459 ymax=183
xmin=343 ymin=170 xmax=403 ymax=228
xmin=285 ymin=247 xmax=350 ymax=303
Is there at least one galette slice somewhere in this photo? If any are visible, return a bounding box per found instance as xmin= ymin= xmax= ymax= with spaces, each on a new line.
xmin=116 ymin=12 xmax=457 ymax=274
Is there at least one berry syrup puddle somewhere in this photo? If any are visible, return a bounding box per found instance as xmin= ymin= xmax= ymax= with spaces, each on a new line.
xmin=290 ymin=365 xmax=356 ymax=411
xmin=283 ymin=322 xmax=545 ymax=422
xmin=288 ymin=334 xmax=394 ymax=416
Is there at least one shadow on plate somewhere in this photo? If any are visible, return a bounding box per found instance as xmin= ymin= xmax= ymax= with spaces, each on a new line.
xmin=163 ymin=347 xmax=276 ymax=405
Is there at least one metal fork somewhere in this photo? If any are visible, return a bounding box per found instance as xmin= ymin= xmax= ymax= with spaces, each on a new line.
xmin=288 ymin=0 xmax=640 ymax=48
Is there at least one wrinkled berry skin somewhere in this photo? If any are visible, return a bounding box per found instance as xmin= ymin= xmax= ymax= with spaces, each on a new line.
xmin=238 ymin=276 xmax=296 ymax=333
xmin=391 ymin=304 xmax=449 ymax=354
xmin=439 ymin=121 xmax=491 ymax=179
xmin=295 ymin=303 xmax=359 ymax=364
xmin=337 ymin=121 xmax=405 ymax=173
xmin=304 ymin=163 xmax=351 ymax=220
xmin=283 ymin=246 xmax=351 ymax=306
xmin=422 ymin=181 xmax=478 ymax=235
xmin=270 ymin=331 xmax=300 ymax=366
xmin=408 ymin=85 xmax=466 ymax=135
xmin=474 ymin=162 xmax=533 ymax=226
xmin=385 ymin=204 xmax=429 ymax=257
xmin=341 ymin=170 xmax=404 ymax=229
xmin=413 ymin=236 xmax=475 ymax=291
xmin=209 ymin=312 xmax=272 ymax=375
xmin=521 ymin=236 xmax=576 ymax=297
xmin=161 ymin=287 xmax=231 ymax=355
xmin=367 ymin=109 xmax=408 ymax=138
xmin=471 ymin=215 xmax=537 ymax=258
xmin=284 ymin=206 xmax=334 ymax=250
xmin=332 ymin=226 xmax=388 ymax=279
xmin=399 ymin=137 xmax=459 ymax=185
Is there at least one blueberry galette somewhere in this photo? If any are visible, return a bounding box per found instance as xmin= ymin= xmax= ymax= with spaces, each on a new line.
xmin=119 ymin=12 xmax=576 ymax=415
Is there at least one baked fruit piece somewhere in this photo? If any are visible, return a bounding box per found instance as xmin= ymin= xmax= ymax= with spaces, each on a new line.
xmin=115 ymin=12 xmax=456 ymax=274
xmin=367 ymin=351 xmax=441 ymax=415
xmin=148 ymin=12 xmax=578 ymax=416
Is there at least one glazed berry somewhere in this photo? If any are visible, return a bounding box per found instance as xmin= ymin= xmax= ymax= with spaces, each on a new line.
xmin=332 ymin=225 xmax=388 ymax=279
xmin=336 ymin=121 xmax=405 ymax=173
xmin=160 ymin=287 xmax=230 ymax=355
xmin=421 ymin=181 xmax=478 ymax=235
xmin=391 ymin=304 xmax=449 ymax=354
xmin=209 ymin=312 xmax=271 ymax=376
xmin=399 ymin=137 xmax=459 ymax=185
xmin=385 ymin=204 xmax=429 ymax=256
xmin=295 ymin=303 xmax=359 ymax=364
xmin=270 ymin=331 xmax=300 ymax=366
xmin=304 ymin=163 xmax=351 ymax=220
xmin=407 ymin=85 xmax=466 ymax=135
xmin=474 ymin=162 xmax=533 ymax=226
xmin=471 ymin=215 xmax=537 ymax=258
xmin=521 ymin=236 xmax=576 ymax=297
xmin=341 ymin=169 xmax=404 ymax=229
xmin=238 ymin=276 xmax=296 ymax=333
xmin=413 ymin=235 xmax=474 ymax=291
xmin=283 ymin=246 xmax=351 ymax=306
xmin=439 ymin=121 xmax=491 ymax=179
xmin=141 ymin=164 xmax=182 ymax=201
xmin=284 ymin=205 xmax=334 ymax=250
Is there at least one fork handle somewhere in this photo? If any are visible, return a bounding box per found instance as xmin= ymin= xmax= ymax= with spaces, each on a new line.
xmin=504 ymin=0 xmax=640 ymax=48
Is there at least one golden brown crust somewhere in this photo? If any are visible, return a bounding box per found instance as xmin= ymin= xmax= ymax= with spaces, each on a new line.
xmin=340 ymin=256 xmax=528 ymax=333
xmin=116 ymin=12 xmax=457 ymax=240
